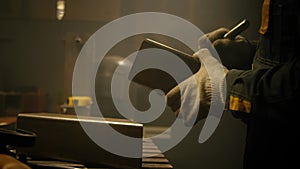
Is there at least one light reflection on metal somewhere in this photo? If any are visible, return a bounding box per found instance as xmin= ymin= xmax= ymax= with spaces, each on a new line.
xmin=18 ymin=113 xmax=143 ymax=127
xmin=56 ymin=0 xmax=65 ymax=20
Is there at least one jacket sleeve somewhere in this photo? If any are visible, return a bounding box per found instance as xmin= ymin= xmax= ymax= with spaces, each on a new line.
xmin=225 ymin=57 xmax=300 ymax=114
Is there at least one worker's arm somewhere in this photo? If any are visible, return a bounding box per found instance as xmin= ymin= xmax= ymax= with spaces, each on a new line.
xmin=208 ymin=28 xmax=300 ymax=118
xmin=225 ymin=57 xmax=300 ymax=115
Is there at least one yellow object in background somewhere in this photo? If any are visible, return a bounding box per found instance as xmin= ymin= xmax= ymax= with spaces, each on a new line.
xmin=67 ymin=96 xmax=92 ymax=107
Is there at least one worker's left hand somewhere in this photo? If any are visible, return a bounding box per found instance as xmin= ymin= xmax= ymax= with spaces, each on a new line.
xmin=199 ymin=27 xmax=256 ymax=70
xmin=166 ymin=48 xmax=228 ymax=126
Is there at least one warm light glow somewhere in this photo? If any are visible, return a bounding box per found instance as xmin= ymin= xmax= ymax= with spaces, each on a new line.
xmin=56 ymin=0 xmax=65 ymax=20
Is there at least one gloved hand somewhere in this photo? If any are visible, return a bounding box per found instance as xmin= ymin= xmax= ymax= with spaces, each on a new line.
xmin=199 ymin=27 xmax=256 ymax=70
xmin=166 ymin=48 xmax=228 ymax=126
xmin=166 ymin=27 xmax=254 ymax=126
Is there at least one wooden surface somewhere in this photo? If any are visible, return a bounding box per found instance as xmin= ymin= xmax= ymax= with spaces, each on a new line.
xmin=0 ymin=116 xmax=17 ymax=127
xmin=27 ymin=138 xmax=173 ymax=169
xmin=142 ymin=139 xmax=173 ymax=169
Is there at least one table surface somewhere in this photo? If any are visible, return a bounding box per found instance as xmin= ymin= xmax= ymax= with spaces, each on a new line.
xmin=27 ymin=139 xmax=173 ymax=169
xmin=141 ymin=139 xmax=173 ymax=169
xmin=0 ymin=116 xmax=173 ymax=169
xmin=0 ymin=116 xmax=17 ymax=127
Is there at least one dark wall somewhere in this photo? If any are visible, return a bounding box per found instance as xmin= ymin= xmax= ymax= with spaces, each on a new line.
xmin=0 ymin=20 xmax=104 ymax=111
xmin=0 ymin=0 xmax=262 ymax=111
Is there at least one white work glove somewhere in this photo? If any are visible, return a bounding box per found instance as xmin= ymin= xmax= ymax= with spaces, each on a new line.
xmin=166 ymin=27 xmax=255 ymax=126
xmin=166 ymin=48 xmax=228 ymax=126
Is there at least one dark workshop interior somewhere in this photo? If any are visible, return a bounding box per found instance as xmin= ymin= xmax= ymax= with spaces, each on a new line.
xmin=0 ymin=0 xmax=263 ymax=169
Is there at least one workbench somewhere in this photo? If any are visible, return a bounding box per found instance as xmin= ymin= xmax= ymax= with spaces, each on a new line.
xmin=26 ymin=139 xmax=173 ymax=169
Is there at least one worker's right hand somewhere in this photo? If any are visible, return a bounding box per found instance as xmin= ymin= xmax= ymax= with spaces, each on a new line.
xmin=199 ymin=27 xmax=256 ymax=70
xmin=166 ymin=48 xmax=228 ymax=126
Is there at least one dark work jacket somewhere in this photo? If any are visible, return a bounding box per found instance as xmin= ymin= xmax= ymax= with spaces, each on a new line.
xmin=225 ymin=0 xmax=299 ymax=168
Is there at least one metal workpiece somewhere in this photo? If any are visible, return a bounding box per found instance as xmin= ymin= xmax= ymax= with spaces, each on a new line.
xmin=16 ymin=113 xmax=143 ymax=169
xmin=130 ymin=38 xmax=199 ymax=93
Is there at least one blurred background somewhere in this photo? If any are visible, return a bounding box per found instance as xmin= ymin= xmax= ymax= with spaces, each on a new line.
xmin=0 ymin=0 xmax=263 ymax=168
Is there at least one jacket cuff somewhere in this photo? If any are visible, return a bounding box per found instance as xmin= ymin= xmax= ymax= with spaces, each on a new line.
xmin=225 ymin=69 xmax=246 ymax=111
